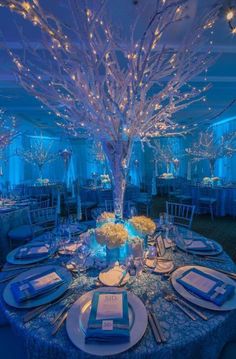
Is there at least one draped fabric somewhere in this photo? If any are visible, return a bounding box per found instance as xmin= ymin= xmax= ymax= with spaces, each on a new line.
xmin=2 ymin=118 xmax=236 ymax=188
xmin=212 ymin=117 xmax=236 ymax=183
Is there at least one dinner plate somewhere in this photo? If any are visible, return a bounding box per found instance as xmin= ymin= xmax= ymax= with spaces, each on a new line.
xmin=66 ymin=287 xmax=147 ymax=356
xmin=6 ymin=242 xmax=56 ymax=265
xmin=99 ymin=265 xmax=130 ymax=286
xmin=146 ymin=258 xmax=174 ymax=274
xmin=52 ymin=223 xmax=87 ymax=236
xmin=171 ymin=265 xmax=236 ymax=311
xmin=3 ymin=265 xmax=72 ymax=309
xmin=176 ymin=237 xmax=222 ymax=256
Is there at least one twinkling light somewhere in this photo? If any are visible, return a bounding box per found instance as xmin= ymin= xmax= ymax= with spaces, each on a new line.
xmin=16 ymin=133 xmax=58 ymax=178
xmin=0 ymin=0 xmax=220 ymax=216
xmin=186 ymin=130 xmax=236 ymax=176
xmin=0 ymin=109 xmax=18 ymax=150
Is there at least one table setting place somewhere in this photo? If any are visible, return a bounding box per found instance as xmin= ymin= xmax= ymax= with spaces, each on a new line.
xmin=1 ymin=215 xmax=236 ymax=358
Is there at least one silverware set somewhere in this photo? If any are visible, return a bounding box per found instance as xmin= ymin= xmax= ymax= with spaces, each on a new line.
xmin=142 ymin=292 xmax=166 ymax=344
xmin=162 ymin=287 xmax=208 ymax=321
xmin=23 ymin=286 xmax=76 ymax=323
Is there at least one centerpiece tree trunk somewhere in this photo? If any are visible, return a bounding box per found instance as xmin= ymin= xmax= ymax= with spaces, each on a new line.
xmin=209 ymin=159 xmax=215 ymax=177
xmin=102 ymin=139 xmax=133 ymax=220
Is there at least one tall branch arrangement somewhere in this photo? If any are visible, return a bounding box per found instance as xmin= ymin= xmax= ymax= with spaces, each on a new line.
xmin=17 ymin=134 xmax=58 ymax=179
xmin=151 ymin=139 xmax=181 ymax=175
xmin=186 ymin=130 xmax=236 ymax=177
xmin=0 ymin=109 xmax=18 ymax=151
xmin=0 ymin=0 xmax=220 ymax=217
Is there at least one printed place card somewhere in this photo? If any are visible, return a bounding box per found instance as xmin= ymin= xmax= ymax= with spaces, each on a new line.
xmin=181 ymin=271 xmax=216 ymax=294
xmin=28 ymin=246 xmax=49 ymax=254
xmin=96 ymin=293 xmax=123 ymax=320
xmin=30 ymin=272 xmax=61 ymax=290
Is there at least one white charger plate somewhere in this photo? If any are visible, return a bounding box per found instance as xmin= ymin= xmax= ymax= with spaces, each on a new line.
xmin=7 ymin=242 xmax=56 ymax=265
xmin=99 ymin=266 xmax=130 ymax=286
xmin=66 ymin=287 xmax=147 ymax=356
xmin=171 ymin=265 xmax=236 ymax=311
xmin=176 ymin=237 xmax=222 ymax=256
xmin=52 ymin=223 xmax=87 ymax=236
xmin=3 ymin=265 xmax=72 ymax=309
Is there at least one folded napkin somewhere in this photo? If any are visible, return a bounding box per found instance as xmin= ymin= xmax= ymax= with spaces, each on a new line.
xmin=14 ymin=244 xmax=50 ymax=259
xmin=11 ymin=268 xmax=63 ymax=303
xmin=85 ymin=291 xmax=130 ymax=344
xmin=177 ymin=268 xmax=235 ymax=306
xmin=185 ymin=239 xmax=215 ymax=252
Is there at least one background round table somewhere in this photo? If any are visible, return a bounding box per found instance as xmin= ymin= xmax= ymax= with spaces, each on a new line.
xmin=0 ymin=230 xmax=236 ymax=359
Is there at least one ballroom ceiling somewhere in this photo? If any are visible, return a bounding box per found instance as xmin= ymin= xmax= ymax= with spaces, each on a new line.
xmin=0 ymin=0 xmax=236 ymax=137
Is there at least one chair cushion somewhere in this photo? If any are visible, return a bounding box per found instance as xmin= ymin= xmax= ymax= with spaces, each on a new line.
xmin=8 ymin=225 xmax=43 ymax=241
xmin=199 ymin=197 xmax=216 ymax=203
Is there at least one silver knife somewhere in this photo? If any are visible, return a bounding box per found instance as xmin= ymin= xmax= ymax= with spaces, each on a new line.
xmin=118 ymin=270 xmax=128 ymax=286
xmin=148 ymin=312 xmax=162 ymax=344
xmin=171 ymin=300 xmax=196 ymax=320
xmin=23 ymin=288 xmax=74 ymax=322
xmin=150 ymin=311 xmax=166 ymax=342
xmin=176 ymin=298 xmax=208 ymax=320
xmin=51 ymin=312 xmax=68 ymax=336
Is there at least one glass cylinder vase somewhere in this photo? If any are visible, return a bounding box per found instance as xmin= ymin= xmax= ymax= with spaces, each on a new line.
xmin=106 ymin=246 xmax=120 ymax=266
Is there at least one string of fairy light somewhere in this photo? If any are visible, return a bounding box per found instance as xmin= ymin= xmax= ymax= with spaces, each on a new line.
xmin=0 ymin=0 xmax=221 ymax=141
xmin=0 ymin=109 xmax=18 ymax=150
xmin=226 ymin=7 xmax=236 ymax=34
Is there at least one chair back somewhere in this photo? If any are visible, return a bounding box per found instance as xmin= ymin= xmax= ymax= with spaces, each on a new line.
xmin=98 ymin=190 xmax=113 ymax=205
xmin=199 ymin=187 xmax=216 ymax=200
xmin=30 ymin=207 xmax=57 ymax=232
xmin=166 ymin=201 xmax=195 ymax=228
xmin=30 ymin=198 xmax=50 ymax=210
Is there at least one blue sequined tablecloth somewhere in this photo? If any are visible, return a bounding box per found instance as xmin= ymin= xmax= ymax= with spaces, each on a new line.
xmin=0 ymin=235 xmax=236 ymax=359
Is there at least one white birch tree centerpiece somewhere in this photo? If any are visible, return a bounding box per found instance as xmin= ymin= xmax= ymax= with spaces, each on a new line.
xmin=0 ymin=0 xmax=220 ymax=219
xmin=186 ymin=130 xmax=236 ymax=182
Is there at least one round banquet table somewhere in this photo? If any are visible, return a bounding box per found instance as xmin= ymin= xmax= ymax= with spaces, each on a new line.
xmin=0 ymin=229 xmax=236 ymax=359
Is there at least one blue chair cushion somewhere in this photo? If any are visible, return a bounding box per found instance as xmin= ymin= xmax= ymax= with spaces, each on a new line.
xmin=8 ymin=225 xmax=43 ymax=241
xmin=199 ymin=197 xmax=216 ymax=203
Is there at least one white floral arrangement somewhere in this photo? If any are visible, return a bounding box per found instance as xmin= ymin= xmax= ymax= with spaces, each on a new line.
xmin=97 ymin=212 xmax=115 ymax=221
xmin=100 ymin=174 xmax=111 ymax=183
xmin=36 ymin=178 xmax=50 ymax=185
xmin=95 ymin=222 xmax=128 ymax=249
xmin=129 ymin=216 xmax=156 ymax=235
xmin=160 ymin=173 xmax=174 ymax=179
xmin=202 ymin=177 xmax=212 ymax=185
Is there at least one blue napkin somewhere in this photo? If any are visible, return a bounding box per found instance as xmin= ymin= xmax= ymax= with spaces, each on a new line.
xmin=85 ymin=291 xmax=130 ymax=344
xmin=14 ymin=244 xmax=50 ymax=259
xmin=11 ymin=268 xmax=63 ymax=303
xmin=177 ymin=268 xmax=235 ymax=306
xmin=184 ymin=237 xmax=216 ymax=252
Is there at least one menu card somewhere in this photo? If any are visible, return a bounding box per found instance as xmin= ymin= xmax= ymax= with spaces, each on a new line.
xmin=96 ymin=293 xmax=123 ymax=320
xmin=15 ymin=244 xmax=50 ymax=259
xmin=180 ymin=270 xmax=216 ymax=294
xmin=29 ymin=272 xmax=62 ymax=291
